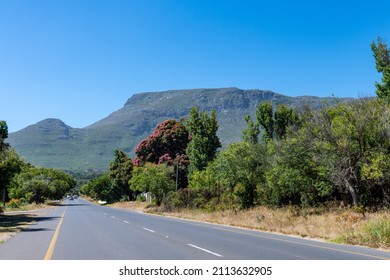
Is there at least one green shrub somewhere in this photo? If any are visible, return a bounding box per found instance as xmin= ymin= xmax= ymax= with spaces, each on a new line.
xmin=136 ymin=195 xmax=146 ymax=202
xmin=6 ymin=198 xmax=20 ymax=209
xmin=333 ymin=218 xmax=390 ymax=249
xmin=363 ymin=219 xmax=390 ymax=247
xmin=46 ymin=200 xmax=61 ymax=206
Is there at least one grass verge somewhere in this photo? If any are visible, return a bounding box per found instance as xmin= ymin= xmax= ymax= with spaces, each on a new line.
xmin=333 ymin=217 xmax=390 ymax=249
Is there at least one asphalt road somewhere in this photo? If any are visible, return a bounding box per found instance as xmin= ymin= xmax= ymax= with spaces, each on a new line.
xmin=1 ymin=198 xmax=390 ymax=260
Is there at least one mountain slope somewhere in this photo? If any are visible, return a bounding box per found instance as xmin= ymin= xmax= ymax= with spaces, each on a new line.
xmin=7 ymin=88 xmax=348 ymax=171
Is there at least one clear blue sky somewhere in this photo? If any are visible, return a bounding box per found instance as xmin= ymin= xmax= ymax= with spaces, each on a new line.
xmin=1 ymin=0 xmax=390 ymax=132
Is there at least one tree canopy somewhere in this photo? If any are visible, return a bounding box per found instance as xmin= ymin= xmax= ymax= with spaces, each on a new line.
xmin=109 ymin=149 xmax=134 ymax=200
xmin=9 ymin=167 xmax=76 ymax=203
xmin=0 ymin=120 xmax=9 ymax=152
xmin=186 ymin=106 xmax=221 ymax=175
xmin=129 ymin=163 xmax=175 ymax=206
xmin=372 ymin=37 xmax=390 ymax=101
xmin=134 ymin=119 xmax=189 ymax=166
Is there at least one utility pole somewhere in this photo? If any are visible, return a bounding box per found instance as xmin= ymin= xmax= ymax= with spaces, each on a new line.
xmin=175 ymin=154 xmax=179 ymax=191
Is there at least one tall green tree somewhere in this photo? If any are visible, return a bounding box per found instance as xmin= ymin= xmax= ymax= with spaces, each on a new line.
xmin=109 ymin=149 xmax=134 ymax=200
xmin=255 ymin=102 xmax=299 ymax=141
xmin=186 ymin=107 xmax=221 ymax=175
xmin=256 ymin=102 xmax=274 ymax=141
xmin=0 ymin=121 xmax=24 ymax=206
xmin=0 ymin=120 xmax=9 ymax=152
xmin=0 ymin=149 xmax=23 ymax=206
xmin=242 ymin=115 xmax=260 ymax=144
xmin=301 ymin=99 xmax=390 ymax=207
xmin=371 ymin=37 xmax=390 ymax=101
xmin=274 ymin=104 xmax=300 ymax=139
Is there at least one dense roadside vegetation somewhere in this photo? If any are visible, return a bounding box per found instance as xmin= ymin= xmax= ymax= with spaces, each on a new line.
xmin=82 ymin=92 xmax=390 ymax=212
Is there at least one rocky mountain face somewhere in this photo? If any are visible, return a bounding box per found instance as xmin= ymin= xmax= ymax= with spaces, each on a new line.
xmin=7 ymin=88 xmax=347 ymax=171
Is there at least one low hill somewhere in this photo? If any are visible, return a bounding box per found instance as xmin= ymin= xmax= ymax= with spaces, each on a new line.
xmin=7 ymin=87 xmax=347 ymax=171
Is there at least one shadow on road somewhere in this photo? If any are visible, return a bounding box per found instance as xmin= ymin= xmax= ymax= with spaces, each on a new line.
xmin=0 ymin=214 xmax=59 ymax=234
xmin=21 ymin=227 xmax=51 ymax=232
xmin=58 ymin=203 xmax=89 ymax=207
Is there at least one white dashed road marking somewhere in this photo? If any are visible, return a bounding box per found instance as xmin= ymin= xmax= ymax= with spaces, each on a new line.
xmin=143 ymin=227 xmax=155 ymax=233
xmin=187 ymin=244 xmax=223 ymax=257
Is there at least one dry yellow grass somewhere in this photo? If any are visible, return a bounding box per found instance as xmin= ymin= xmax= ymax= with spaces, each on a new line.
xmin=109 ymin=201 xmax=153 ymax=211
xmin=151 ymin=207 xmax=364 ymax=239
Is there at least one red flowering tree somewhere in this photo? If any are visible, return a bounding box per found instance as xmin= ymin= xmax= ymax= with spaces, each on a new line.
xmin=134 ymin=120 xmax=190 ymax=190
xmin=134 ymin=120 xmax=189 ymax=166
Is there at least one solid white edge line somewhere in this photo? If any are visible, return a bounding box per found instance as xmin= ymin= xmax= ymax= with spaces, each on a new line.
xmin=187 ymin=243 xmax=223 ymax=257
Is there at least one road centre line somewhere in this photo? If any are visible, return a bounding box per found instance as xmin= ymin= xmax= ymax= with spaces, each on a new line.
xmin=123 ymin=220 xmax=129 ymax=224
xmin=143 ymin=227 xmax=155 ymax=233
xmin=187 ymin=244 xmax=223 ymax=257
xmin=44 ymin=209 xmax=66 ymax=260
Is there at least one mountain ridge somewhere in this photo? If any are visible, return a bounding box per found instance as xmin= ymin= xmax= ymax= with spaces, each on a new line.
xmin=7 ymin=88 xmax=349 ymax=171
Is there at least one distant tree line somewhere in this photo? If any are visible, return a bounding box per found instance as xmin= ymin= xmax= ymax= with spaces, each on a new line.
xmin=1 ymin=121 xmax=76 ymax=209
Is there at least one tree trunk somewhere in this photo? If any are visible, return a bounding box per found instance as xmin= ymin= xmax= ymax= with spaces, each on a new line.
xmin=382 ymin=185 xmax=390 ymax=207
xmin=345 ymin=179 xmax=359 ymax=206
